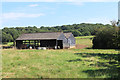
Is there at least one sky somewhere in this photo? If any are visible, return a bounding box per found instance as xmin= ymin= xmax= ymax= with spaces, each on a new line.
xmin=1 ymin=1 xmax=118 ymax=28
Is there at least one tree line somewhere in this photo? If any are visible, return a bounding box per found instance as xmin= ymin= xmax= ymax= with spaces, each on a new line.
xmin=1 ymin=22 xmax=120 ymax=49
xmin=93 ymin=22 xmax=120 ymax=49
xmin=2 ymin=23 xmax=112 ymax=43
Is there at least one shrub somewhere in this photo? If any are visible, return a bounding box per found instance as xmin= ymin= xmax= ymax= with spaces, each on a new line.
xmin=92 ymin=27 xmax=120 ymax=49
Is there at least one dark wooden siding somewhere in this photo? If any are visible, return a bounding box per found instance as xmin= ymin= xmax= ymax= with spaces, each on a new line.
xmin=16 ymin=40 xmax=23 ymax=49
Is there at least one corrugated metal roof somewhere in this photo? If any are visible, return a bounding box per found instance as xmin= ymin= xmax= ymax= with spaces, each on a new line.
xmin=16 ymin=32 xmax=63 ymax=40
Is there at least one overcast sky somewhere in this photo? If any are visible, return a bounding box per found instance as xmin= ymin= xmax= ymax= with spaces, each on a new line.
xmin=1 ymin=0 xmax=118 ymax=28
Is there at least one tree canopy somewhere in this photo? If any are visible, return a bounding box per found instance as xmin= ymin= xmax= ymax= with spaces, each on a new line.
xmin=93 ymin=24 xmax=120 ymax=49
xmin=2 ymin=23 xmax=112 ymax=43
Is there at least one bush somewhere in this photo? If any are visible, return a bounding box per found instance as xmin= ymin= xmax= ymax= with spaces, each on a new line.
xmin=82 ymin=31 xmax=91 ymax=36
xmin=71 ymin=30 xmax=82 ymax=37
xmin=92 ymin=27 xmax=120 ymax=49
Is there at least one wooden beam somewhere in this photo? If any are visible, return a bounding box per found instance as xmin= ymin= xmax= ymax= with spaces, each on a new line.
xmin=29 ymin=40 xmax=30 ymax=46
xmin=55 ymin=39 xmax=57 ymax=49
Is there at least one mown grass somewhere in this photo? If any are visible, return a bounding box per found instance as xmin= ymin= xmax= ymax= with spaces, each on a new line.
xmin=2 ymin=36 xmax=120 ymax=78
xmin=75 ymin=36 xmax=93 ymax=48
xmin=2 ymin=49 xmax=119 ymax=78
xmin=75 ymin=36 xmax=95 ymax=39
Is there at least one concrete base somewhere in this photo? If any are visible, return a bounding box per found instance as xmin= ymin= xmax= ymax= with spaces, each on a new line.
xmin=69 ymin=46 xmax=76 ymax=48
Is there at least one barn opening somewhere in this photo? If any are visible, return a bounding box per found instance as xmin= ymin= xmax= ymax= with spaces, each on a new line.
xmin=16 ymin=39 xmax=63 ymax=49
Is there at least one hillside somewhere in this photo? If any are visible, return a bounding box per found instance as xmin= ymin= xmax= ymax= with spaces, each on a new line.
xmin=2 ymin=23 xmax=112 ymax=43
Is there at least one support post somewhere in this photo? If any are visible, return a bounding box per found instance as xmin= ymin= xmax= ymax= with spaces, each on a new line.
xmin=29 ymin=40 xmax=30 ymax=48
xmin=55 ymin=39 xmax=57 ymax=49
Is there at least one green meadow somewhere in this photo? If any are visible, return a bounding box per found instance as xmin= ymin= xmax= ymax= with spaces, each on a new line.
xmin=75 ymin=36 xmax=93 ymax=48
xmin=2 ymin=36 xmax=119 ymax=78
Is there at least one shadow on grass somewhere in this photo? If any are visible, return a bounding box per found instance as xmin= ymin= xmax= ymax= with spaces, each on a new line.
xmin=75 ymin=53 xmax=119 ymax=61
xmin=85 ymin=47 xmax=93 ymax=49
xmin=83 ymin=68 xmax=119 ymax=78
xmin=67 ymin=59 xmax=82 ymax=62
xmin=74 ymin=52 xmax=120 ymax=78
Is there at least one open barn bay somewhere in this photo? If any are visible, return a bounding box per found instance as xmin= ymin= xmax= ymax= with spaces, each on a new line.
xmin=2 ymin=37 xmax=119 ymax=78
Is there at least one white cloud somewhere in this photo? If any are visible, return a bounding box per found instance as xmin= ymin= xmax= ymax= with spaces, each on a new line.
xmin=84 ymin=17 xmax=115 ymax=24
xmin=2 ymin=0 xmax=119 ymax=2
xmin=2 ymin=13 xmax=45 ymax=23
xmin=29 ymin=4 xmax=39 ymax=7
xmin=3 ymin=13 xmax=45 ymax=19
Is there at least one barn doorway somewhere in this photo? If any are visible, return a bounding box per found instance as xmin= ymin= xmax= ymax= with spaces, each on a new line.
xmin=57 ymin=40 xmax=63 ymax=49
xmin=40 ymin=39 xmax=56 ymax=49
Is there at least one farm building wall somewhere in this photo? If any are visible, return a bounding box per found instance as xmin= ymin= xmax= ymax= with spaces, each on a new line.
xmin=16 ymin=40 xmax=23 ymax=49
xmin=67 ymin=34 xmax=76 ymax=48
xmin=57 ymin=33 xmax=69 ymax=48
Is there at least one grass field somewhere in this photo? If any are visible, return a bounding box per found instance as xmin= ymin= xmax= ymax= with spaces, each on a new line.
xmin=2 ymin=36 xmax=120 ymax=78
xmin=75 ymin=36 xmax=95 ymax=39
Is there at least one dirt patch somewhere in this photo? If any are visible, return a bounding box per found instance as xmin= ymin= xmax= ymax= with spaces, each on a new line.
xmin=75 ymin=44 xmax=88 ymax=49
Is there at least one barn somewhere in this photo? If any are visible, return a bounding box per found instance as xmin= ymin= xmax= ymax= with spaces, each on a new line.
xmin=64 ymin=33 xmax=76 ymax=48
xmin=16 ymin=32 xmax=75 ymax=49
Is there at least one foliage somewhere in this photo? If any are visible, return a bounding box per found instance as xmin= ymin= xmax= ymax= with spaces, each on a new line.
xmin=2 ymin=32 xmax=13 ymax=42
xmin=92 ymin=26 xmax=120 ymax=49
xmin=71 ymin=30 xmax=82 ymax=37
xmin=2 ymin=23 xmax=112 ymax=43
